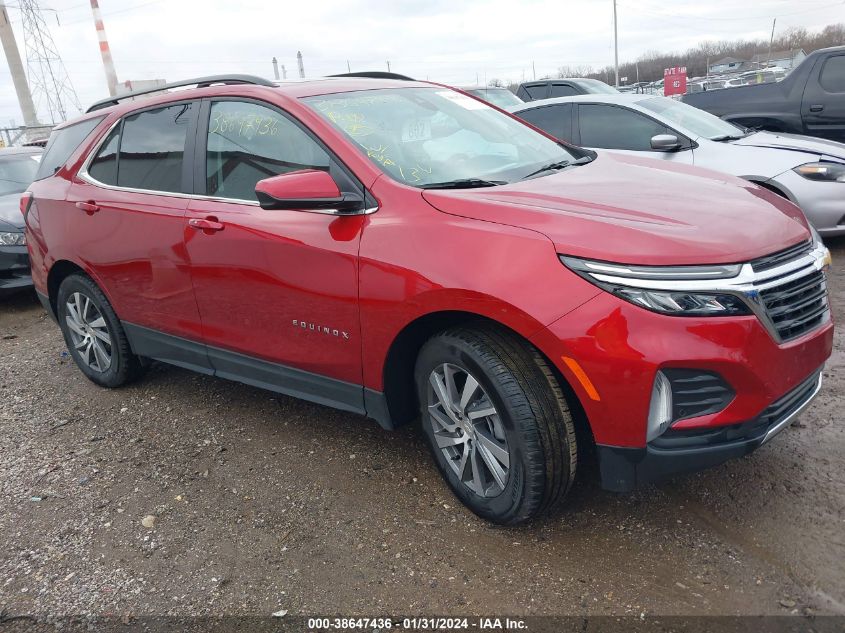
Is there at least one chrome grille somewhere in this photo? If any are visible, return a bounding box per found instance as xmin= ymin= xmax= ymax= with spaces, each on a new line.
xmin=750 ymin=240 xmax=812 ymax=272
xmin=757 ymin=264 xmax=829 ymax=342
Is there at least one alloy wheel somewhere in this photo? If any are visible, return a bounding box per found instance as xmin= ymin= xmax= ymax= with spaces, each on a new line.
xmin=427 ymin=363 xmax=510 ymax=497
xmin=65 ymin=292 xmax=113 ymax=372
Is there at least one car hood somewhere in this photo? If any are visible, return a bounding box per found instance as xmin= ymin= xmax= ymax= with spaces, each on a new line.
xmin=422 ymin=152 xmax=810 ymax=266
xmin=731 ymin=131 xmax=845 ymax=162
xmin=0 ymin=194 xmax=24 ymax=231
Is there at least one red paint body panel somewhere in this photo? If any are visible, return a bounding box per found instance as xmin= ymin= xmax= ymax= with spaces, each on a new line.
xmin=26 ymin=78 xmax=833 ymax=459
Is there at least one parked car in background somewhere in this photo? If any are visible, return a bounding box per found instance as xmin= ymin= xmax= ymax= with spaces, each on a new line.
xmin=510 ymin=94 xmax=845 ymax=235
xmin=0 ymin=146 xmax=42 ymax=293
xmin=460 ymin=86 xmax=523 ymax=109
xmin=683 ymin=46 xmax=845 ymax=142
xmin=516 ymin=78 xmax=618 ymax=101
xmin=25 ymin=75 xmax=832 ymax=525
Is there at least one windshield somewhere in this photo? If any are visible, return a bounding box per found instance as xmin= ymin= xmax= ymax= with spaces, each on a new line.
xmin=304 ymin=87 xmax=579 ymax=187
xmin=465 ymin=88 xmax=523 ymax=109
xmin=0 ymin=154 xmax=41 ymax=196
xmin=579 ymin=79 xmax=619 ymax=94
xmin=639 ymin=97 xmax=745 ymax=139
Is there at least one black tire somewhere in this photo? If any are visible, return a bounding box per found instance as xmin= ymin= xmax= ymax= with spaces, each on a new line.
xmin=56 ymin=273 xmax=144 ymax=388
xmin=415 ymin=324 xmax=577 ymax=525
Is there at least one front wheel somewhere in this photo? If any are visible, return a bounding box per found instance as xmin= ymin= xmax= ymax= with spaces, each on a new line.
xmin=415 ymin=325 xmax=577 ymax=525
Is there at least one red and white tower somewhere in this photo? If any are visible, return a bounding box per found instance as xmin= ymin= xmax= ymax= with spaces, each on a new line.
xmin=89 ymin=0 xmax=117 ymax=96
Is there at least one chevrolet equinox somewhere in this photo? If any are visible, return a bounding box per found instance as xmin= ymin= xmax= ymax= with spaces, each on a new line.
xmin=24 ymin=75 xmax=833 ymax=524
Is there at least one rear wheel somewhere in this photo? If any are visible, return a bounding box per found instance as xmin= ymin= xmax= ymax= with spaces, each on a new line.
xmin=57 ymin=274 xmax=143 ymax=388
xmin=415 ymin=324 xmax=577 ymax=525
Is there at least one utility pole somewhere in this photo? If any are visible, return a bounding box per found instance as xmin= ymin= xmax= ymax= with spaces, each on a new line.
xmin=532 ymin=60 xmax=536 ymax=80
xmin=272 ymin=57 xmax=279 ymax=80
xmin=347 ymin=59 xmax=351 ymax=73
xmin=89 ymin=0 xmax=118 ymax=96
xmin=386 ymin=60 xmax=391 ymax=72
xmin=0 ymin=1 xmax=39 ymax=127
xmin=766 ymin=18 xmax=777 ymax=69
xmin=19 ymin=0 xmax=81 ymax=123
xmin=613 ymin=0 xmax=619 ymax=87
xmin=296 ymin=50 xmax=304 ymax=78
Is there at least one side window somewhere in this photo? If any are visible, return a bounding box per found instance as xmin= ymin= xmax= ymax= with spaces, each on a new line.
xmin=205 ymin=100 xmax=330 ymax=201
xmin=87 ymin=126 xmax=120 ymax=185
xmin=819 ymin=56 xmax=845 ymax=93
xmin=523 ymin=84 xmax=548 ymax=100
xmin=35 ymin=116 xmax=103 ymax=180
xmin=518 ymin=104 xmax=574 ymax=142
xmin=550 ymin=84 xmax=579 ymax=97
xmin=118 ymin=103 xmax=193 ymax=193
xmin=578 ymin=104 xmax=671 ymax=151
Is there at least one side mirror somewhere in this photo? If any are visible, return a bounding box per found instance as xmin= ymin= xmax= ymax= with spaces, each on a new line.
xmin=650 ymin=134 xmax=682 ymax=152
xmin=255 ymin=169 xmax=365 ymax=214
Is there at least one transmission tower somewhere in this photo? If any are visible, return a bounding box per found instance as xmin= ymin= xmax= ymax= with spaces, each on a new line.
xmin=19 ymin=0 xmax=81 ymax=123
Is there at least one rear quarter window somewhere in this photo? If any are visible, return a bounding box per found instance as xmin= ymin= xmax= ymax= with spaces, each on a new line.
xmin=35 ymin=116 xmax=104 ymax=180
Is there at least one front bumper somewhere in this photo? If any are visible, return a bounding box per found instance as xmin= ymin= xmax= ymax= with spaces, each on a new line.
xmin=0 ymin=244 xmax=32 ymax=293
xmin=596 ymin=368 xmax=823 ymax=491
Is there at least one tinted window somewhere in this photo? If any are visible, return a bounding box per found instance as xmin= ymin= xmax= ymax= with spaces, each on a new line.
xmin=820 ymin=55 xmax=845 ymax=93
xmin=523 ymin=84 xmax=548 ymax=100
xmin=0 ymin=154 xmax=41 ymax=195
xmin=550 ymin=84 xmax=579 ymax=97
xmin=87 ymin=126 xmax=119 ymax=185
xmin=206 ymin=101 xmax=330 ymax=201
xmin=518 ymin=104 xmax=574 ymax=142
xmin=118 ymin=103 xmax=193 ymax=193
xmin=578 ymin=104 xmax=671 ymax=150
xmin=35 ymin=116 xmax=103 ymax=180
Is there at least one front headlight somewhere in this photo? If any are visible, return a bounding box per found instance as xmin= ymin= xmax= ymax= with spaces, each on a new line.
xmin=0 ymin=231 xmax=25 ymax=246
xmin=794 ymin=162 xmax=845 ymax=183
xmin=561 ymin=256 xmax=752 ymax=317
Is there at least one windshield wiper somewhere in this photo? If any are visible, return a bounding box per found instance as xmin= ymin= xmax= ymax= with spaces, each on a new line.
xmin=419 ymin=178 xmax=507 ymax=190
xmin=522 ymin=155 xmax=592 ymax=180
xmin=710 ymin=133 xmax=746 ymax=142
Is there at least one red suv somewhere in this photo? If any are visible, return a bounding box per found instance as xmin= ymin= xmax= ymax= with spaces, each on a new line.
xmin=24 ymin=75 xmax=833 ymax=524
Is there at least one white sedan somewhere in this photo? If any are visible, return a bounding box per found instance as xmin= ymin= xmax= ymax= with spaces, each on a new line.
xmin=509 ymin=94 xmax=845 ymax=236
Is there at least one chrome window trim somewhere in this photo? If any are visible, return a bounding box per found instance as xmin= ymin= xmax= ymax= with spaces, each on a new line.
xmin=761 ymin=372 xmax=823 ymax=445
xmin=579 ymin=244 xmax=830 ymax=344
xmin=78 ymin=115 xmax=378 ymax=215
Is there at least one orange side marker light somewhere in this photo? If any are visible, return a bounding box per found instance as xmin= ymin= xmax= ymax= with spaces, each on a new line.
xmin=561 ymin=356 xmax=601 ymax=401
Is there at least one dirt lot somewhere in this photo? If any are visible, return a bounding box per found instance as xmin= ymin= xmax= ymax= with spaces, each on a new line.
xmin=0 ymin=239 xmax=843 ymax=620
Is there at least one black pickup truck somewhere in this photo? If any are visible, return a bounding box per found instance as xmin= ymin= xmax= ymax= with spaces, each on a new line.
xmin=682 ymin=45 xmax=845 ymax=143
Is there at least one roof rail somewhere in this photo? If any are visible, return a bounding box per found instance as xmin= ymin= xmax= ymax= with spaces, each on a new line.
xmin=85 ymin=74 xmax=277 ymax=113
xmin=328 ymin=71 xmax=415 ymax=81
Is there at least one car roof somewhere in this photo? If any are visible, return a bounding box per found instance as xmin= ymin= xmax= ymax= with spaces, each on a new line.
xmin=0 ymin=145 xmax=43 ymax=157
xmin=509 ymin=93 xmax=655 ymax=111
xmin=57 ymin=76 xmax=434 ymax=131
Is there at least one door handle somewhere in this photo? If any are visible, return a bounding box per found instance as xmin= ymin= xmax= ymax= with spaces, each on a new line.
xmin=809 ymin=104 xmax=824 ymax=113
xmin=75 ymin=201 xmax=100 ymax=215
xmin=188 ymin=217 xmax=225 ymax=233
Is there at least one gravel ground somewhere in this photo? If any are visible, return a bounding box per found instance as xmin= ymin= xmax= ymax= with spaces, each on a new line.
xmin=0 ymin=239 xmax=843 ymax=620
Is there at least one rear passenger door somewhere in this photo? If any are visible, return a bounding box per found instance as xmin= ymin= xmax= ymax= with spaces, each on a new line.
xmin=184 ymin=98 xmax=365 ymax=392
xmin=70 ymin=101 xmax=210 ymax=371
xmin=802 ymin=53 xmax=845 ymax=142
xmin=516 ymin=104 xmax=574 ymax=143
xmin=575 ymin=103 xmax=694 ymax=164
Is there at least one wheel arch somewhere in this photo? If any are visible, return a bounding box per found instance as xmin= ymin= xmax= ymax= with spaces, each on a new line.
xmin=742 ymin=176 xmax=797 ymax=203
xmin=379 ymin=310 xmax=593 ymax=448
xmin=46 ymin=260 xmax=88 ymax=319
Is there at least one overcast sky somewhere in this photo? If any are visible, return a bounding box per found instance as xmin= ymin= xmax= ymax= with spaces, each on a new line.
xmin=1 ymin=0 xmax=844 ymax=126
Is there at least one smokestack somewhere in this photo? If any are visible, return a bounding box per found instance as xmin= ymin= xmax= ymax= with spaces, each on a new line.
xmin=272 ymin=56 xmax=280 ymax=80
xmin=281 ymin=64 xmax=287 ymax=79
xmin=0 ymin=1 xmax=39 ymax=126
xmin=89 ymin=0 xmax=118 ymax=97
xmin=297 ymin=50 xmax=304 ymax=78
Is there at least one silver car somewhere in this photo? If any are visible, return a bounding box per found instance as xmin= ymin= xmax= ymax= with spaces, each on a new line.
xmin=509 ymin=94 xmax=845 ymax=236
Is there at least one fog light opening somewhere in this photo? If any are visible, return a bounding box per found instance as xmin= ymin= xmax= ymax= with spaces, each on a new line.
xmin=647 ymin=371 xmax=673 ymax=442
